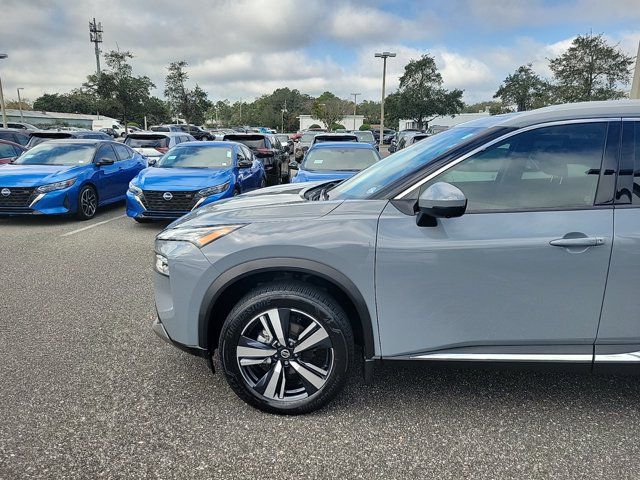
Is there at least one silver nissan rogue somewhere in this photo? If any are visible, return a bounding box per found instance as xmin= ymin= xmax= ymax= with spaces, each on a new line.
xmin=154 ymin=100 xmax=640 ymax=414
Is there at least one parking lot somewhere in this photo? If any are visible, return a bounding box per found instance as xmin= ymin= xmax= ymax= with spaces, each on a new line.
xmin=1 ymin=206 xmax=640 ymax=479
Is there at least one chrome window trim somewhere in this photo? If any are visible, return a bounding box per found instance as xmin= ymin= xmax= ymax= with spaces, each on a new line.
xmin=410 ymin=352 xmax=592 ymax=362
xmin=594 ymin=351 xmax=640 ymax=362
xmin=394 ymin=117 xmax=621 ymax=200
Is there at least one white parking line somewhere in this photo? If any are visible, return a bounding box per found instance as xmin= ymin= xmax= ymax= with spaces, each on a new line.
xmin=60 ymin=214 xmax=126 ymax=237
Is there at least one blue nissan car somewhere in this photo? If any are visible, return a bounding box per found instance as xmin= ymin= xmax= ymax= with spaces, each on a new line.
xmin=290 ymin=141 xmax=381 ymax=183
xmin=0 ymin=139 xmax=145 ymax=220
xmin=126 ymin=141 xmax=267 ymax=222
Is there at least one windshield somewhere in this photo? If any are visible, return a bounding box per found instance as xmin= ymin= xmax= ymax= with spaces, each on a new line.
xmin=303 ymin=147 xmax=379 ymax=172
xmin=230 ymin=138 xmax=266 ymax=150
xmin=125 ymin=136 xmax=169 ymax=148
xmin=300 ymin=133 xmax=316 ymax=143
xmin=276 ymin=135 xmax=289 ymax=142
xmin=157 ymin=145 xmax=234 ymax=168
xmin=27 ymin=134 xmax=73 ymax=148
xmin=353 ymin=131 xmax=374 ymax=142
xmin=328 ymin=126 xmax=486 ymax=199
xmin=15 ymin=143 xmax=95 ymax=166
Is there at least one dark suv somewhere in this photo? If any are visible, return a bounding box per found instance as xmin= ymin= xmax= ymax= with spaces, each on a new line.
xmin=223 ymin=133 xmax=289 ymax=185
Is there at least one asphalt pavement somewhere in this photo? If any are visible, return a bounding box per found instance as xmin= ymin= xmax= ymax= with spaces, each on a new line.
xmin=2 ymin=204 xmax=640 ymax=479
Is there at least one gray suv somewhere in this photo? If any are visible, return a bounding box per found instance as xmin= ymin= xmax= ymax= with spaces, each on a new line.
xmin=153 ymin=100 xmax=640 ymax=414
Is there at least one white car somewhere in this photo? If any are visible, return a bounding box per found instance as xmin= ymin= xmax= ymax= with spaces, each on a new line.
xmin=124 ymin=131 xmax=196 ymax=163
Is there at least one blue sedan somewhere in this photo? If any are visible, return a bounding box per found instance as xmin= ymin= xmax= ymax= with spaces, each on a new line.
xmin=0 ymin=139 xmax=146 ymax=220
xmin=126 ymin=141 xmax=266 ymax=221
xmin=290 ymin=141 xmax=381 ymax=183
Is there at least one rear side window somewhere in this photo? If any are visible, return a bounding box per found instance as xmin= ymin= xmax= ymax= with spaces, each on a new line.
xmin=113 ymin=143 xmax=133 ymax=160
xmin=150 ymin=126 xmax=169 ymax=132
xmin=0 ymin=143 xmax=17 ymax=158
xmin=421 ymin=122 xmax=607 ymax=212
xmin=125 ymin=136 xmax=169 ymax=148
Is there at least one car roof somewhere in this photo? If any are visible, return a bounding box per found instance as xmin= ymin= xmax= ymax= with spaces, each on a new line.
xmin=223 ymin=133 xmax=266 ymax=139
xmin=175 ymin=140 xmax=239 ymax=148
xmin=128 ymin=131 xmax=185 ymax=137
xmin=0 ymin=127 xmax=31 ymax=134
xmin=40 ymin=139 xmax=113 ymax=145
xmin=309 ymin=141 xmax=375 ymax=150
xmin=0 ymin=138 xmax=25 ymax=148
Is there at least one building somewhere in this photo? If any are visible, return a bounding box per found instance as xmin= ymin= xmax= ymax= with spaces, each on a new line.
xmin=398 ymin=112 xmax=490 ymax=131
xmin=298 ymin=114 xmax=365 ymax=131
xmin=2 ymin=108 xmax=120 ymax=130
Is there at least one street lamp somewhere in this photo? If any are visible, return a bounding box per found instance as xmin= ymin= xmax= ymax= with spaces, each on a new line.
xmin=374 ymin=51 xmax=396 ymax=147
xmin=17 ymin=87 xmax=24 ymax=123
xmin=0 ymin=53 xmax=7 ymax=128
xmin=351 ymin=93 xmax=360 ymax=130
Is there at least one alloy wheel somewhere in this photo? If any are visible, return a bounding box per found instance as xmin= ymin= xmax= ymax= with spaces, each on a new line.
xmin=236 ymin=308 xmax=334 ymax=401
xmin=80 ymin=188 xmax=97 ymax=217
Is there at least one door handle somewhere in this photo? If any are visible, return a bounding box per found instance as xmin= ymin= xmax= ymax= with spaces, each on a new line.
xmin=549 ymin=237 xmax=604 ymax=247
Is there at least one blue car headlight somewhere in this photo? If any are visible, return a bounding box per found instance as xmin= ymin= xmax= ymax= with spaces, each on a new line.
xmin=196 ymin=182 xmax=230 ymax=198
xmin=128 ymin=182 xmax=143 ymax=196
xmin=36 ymin=178 xmax=77 ymax=193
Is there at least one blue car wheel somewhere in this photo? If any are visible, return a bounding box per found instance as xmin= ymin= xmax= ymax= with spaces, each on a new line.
xmin=76 ymin=185 xmax=98 ymax=221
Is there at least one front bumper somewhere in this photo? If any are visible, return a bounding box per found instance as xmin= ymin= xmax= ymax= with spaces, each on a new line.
xmin=0 ymin=185 xmax=76 ymax=216
xmin=126 ymin=188 xmax=230 ymax=220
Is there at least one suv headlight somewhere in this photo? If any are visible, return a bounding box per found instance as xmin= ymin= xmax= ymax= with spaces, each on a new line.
xmin=36 ymin=178 xmax=76 ymax=193
xmin=128 ymin=182 xmax=143 ymax=196
xmin=197 ymin=182 xmax=230 ymax=197
xmin=156 ymin=224 xmax=245 ymax=248
xmin=155 ymin=253 xmax=169 ymax=276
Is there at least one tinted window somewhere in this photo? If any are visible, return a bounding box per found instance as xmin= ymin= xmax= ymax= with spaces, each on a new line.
xmin=157 ymin=145 xmax=234 ymax=168
xmin=421 ymin=122 xmax=607 ymax=211
xmin=303 ymin=148 xmax=380 ymax=171
xmin=96 ymin=144 xmax=118 ymax=163
xmin=631 ymin=122 xmax=640 ymax=204
xmin=113 ymin=143 xmax=133 ymax=160
xmin=125 ymin=135 xmax=169 ymax=148
xmin=353 ymin=131 xmax=375 ymax=142
xmin=229 ymin=138 xmax=266 ymax=149
xmin=150 ymin=126 xmax=170 ymax=132
xmin=15 ymin=143 xmax=96 ymax=166
xmin=0 ymin=143 xmax=17 ymax=158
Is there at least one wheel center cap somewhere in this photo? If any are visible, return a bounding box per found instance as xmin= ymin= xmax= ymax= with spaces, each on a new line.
xmin=280 ymin=349 xmax=291 ymax=359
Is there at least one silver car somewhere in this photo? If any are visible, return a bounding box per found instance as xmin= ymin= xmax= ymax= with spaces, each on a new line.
xmin=153 ymin=100 xmax=640 ymax=414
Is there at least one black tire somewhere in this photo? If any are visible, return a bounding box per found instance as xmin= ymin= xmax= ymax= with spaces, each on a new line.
xmin=219 ymin=281 xmax=354 ymax=414
xmin=233 ymin=187 xmax=240 ymax=197
xmin=134 ymin=217 xmax=152 ymax=223
xmin=76 ymin=185 xmax=98 ymax=220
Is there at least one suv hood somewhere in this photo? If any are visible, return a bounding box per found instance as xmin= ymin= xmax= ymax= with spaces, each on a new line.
xmin=135 ymin=167 xmax=232 ymax=191
xmin=167 ymin=181 xmax=340 ymax=229
xmin=0 ymin=163 xmax=83 ymax=187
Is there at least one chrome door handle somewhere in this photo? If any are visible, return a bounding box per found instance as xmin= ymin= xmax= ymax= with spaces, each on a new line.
xmin=549 ymin=237 xmax=604 ymax=247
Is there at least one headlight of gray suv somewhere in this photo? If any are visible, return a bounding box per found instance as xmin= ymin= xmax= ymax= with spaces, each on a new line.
xmin=156 ymin=224 xmax=245 ymax=248
xmin=197 ymin=182 xmax=230 ymax=197
xmin=36 ymin=178 xmax=76 ymax=193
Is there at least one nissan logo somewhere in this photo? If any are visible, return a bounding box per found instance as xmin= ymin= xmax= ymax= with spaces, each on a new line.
xmin=162 ymin=192 xmax=173 ymax=201
xmin=1 ymin=188 xmax=10 ymax=197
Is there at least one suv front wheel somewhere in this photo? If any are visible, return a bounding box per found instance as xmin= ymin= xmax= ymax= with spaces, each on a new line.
xmin=219 ymin=281 xmax=354 ymax=414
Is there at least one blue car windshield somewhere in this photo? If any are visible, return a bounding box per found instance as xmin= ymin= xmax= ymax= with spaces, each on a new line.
xmin=14 ymin=143 xmax=96 ymax=166
xmin=303 ymin=148 xmax=379 ymax=172
xmin=327 ymin=126 xmax=487 ymax=199
xmin=157 ymin=145 xmax=234 ymax=169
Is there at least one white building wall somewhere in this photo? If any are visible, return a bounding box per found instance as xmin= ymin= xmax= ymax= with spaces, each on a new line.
xmin=399 ymin=112 xmax=490 ymax=131
xmin=299 ymin=114 xmax=365 ymax=131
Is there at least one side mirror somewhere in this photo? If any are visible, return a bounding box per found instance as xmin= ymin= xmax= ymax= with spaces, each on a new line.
xmin=96 ymin=158 xmax=115 ymax=167
xmin=147 ymin=158 xmax=157 ymax=166
xmin=8 ymin=157 xmax=17 ymax=163
xmin=238 ymin=159 xmax=252 ymax=168
xmin=416 ymin=182 xmax=467 ymax=227
xmin=289 ymin=161 xmax=299 ymax=170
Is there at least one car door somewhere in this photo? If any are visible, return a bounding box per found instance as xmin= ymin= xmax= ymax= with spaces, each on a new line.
xmin=595 ymin=119 xmax=640 ymax=365
xmin=242 ymin=145 xmax=262 ymax=189
xmin=113 ymin=143 xmax=143 ymax=197
xmin=92 ymin=143 xmax=121 ymax=201
xmin=375 ymin=120 xmax=618 ymax=361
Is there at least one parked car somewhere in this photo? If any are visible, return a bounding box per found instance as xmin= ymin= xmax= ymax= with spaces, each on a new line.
xmin=290 ymin=142 xmax=381 ymax=183
xmin=371 ymin=127 xmax=395 ymax=142
xmin=388 ymin=129 xmax=423 ymax=153
xmin=124 ymin=132 xmax=195 ymax=163
xmin=0 ymin=139 xmax=26 ymax=164
xmin=92 ymin=119 xmax=126 ymax=137
xmin=0 ymin=128 xmax=31 ymax=147
xmin=311 ymin=133 xmax=358 ymax=146
xmin=223 ymin=133 xmax=289 ymax=185
xmin=0 ymin=139 xmax=145 ymax=219
xmin=396 ymin=132 xmax=431 ymax=150
xmin=126 ymin=141 xmax=266 ymax=222
xmin=349 ymin=130 xmax=378 ymax=149
xmin=382 ymin=130 xmax=396 ymax=144
xmin=150 ymin=124 xmax=185 ymax=133
xmin=275 ymin=134 xmax=293 ymax=154
xmin=177 ymin=124 xmax=213 ymax=141
xmin=152 ymin=100 xmax=640 ymax=414
xmin=7 ymin=122 xmax=38 ymax=131
xmin=26 ymin=130 xmax=111 ymax=149
xmin=293 ymin=131 xmax=318 ymax=161
xmin=99 ymin=128 xmax=119 ymax=139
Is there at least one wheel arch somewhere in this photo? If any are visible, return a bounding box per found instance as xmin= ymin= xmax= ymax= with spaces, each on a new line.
xmin=198 ymin=258 xmax=376 ymax=360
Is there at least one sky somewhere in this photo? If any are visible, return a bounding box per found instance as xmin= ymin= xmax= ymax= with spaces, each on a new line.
xmin=1 ymin=0 xmax=640 ymax=106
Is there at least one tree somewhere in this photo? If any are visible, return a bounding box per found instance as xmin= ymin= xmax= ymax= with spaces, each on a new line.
xmin=311 ymin=92 xmax=351 ymax=129
xmin=549 ymin=32 xmax=634 ymax=102
xmin=85 ymin=50 xmax=155 ymax=131
xmin=5 ymin=98 xmax=32 ymax=110
xmin=393 ymin=54 xmax=464 ymax=129
xmin=164 ymin=61 xmax=212 ymax=125
xmin=494 ymin=64 xmax=550 ymax=111
xmin=33 ymin=90 xmax=97 ymax=114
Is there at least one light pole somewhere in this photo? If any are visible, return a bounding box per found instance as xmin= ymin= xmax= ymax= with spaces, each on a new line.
xmin=0 ymin=53 xmax=8 ymax=128
xmin=351 ymin=93 xmax=360 ymax=130
xmin=374 ymin=51 xmax=395 ymax=146
xmin=17 ymin=87 xmax=24 ymax=122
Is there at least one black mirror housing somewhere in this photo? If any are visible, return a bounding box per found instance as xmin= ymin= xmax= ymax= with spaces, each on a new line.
xmin=147 ymin=158 xmax=157 ymax=166
xmin=238 ymin=159 xmax=252 ymax=168
xmin=416 ymin=182 xmax=467 ymax=227
xmin=288 ymin=161 xmax=299 ymax=170
xmin=96 ymin=158 xmax=115 ymax=166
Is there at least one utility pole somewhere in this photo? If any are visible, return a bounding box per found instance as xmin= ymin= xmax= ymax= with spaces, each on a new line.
xmin=0 ymin=53 xmax=8 ymax=128
xmin=374 ymin=52 xmax=396 ymax=146
xmin=16 ymin=87 xmax=24 ymax=122
xmin=631 ymin=41 xmax=640 ymax=99
xmin=89 ymin=18 xmax=103 ymax=76
xmin=351 ymin=93 xmax=360 ymax=130
xmin=281 ymin=99 xmax=287 ymax=133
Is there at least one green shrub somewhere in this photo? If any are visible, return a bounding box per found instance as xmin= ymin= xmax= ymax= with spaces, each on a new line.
xmin=359 ymin=123 xmax=371 ymax=131
xmin=331 ymin=123 xmax=346 ymax=131
xmin=309 ymin=123 xmax=322 ymax=129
